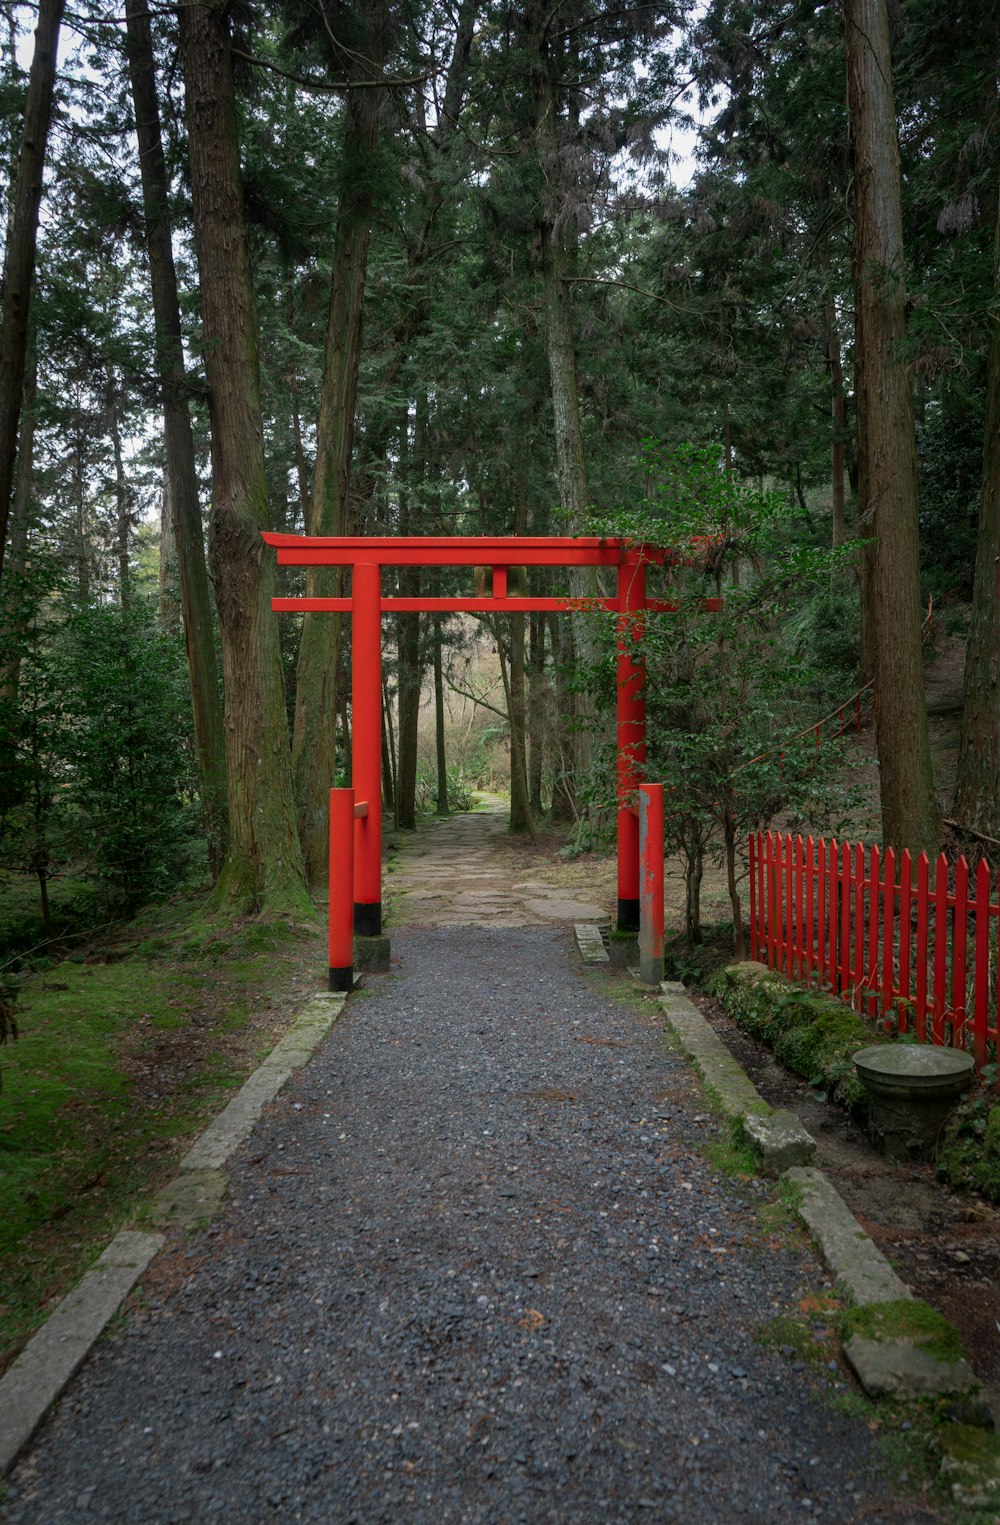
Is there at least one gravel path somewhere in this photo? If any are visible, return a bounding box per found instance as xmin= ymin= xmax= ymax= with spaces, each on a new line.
xmin=2 ymin=921 xmax=934 ymax=1523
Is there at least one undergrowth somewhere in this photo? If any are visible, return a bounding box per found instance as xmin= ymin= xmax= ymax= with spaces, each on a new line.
xmin=0 ymin=894 xmax=324 ymax=1374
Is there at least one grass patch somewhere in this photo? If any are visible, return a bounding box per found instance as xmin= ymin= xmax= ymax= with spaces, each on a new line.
xmin=0 ymin=894 xmax=325 ymax=1374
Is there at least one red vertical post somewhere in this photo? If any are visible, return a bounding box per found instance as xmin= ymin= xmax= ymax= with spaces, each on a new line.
xmin=805 ymin=835 xmax=815 ymax=984
xmin=933 ymin=852 xmax=948 ymax=1045
xmin=973 ymin=858 xmax=990 ymax=1071
xmin=328 ymin=788 xmax=355 ymax=991
xmin=638 ymin=782 xmax=664 ymax=985
xmin=916 ymin=851 xmax=929 ymax=1041
xmin=749 ymin=833 xmax=758 ymax=961
xmin=352 ymin=562 xmax=383 ymax=935
xmin=952 ymin=856 xmax=969 ymax=1048
xmin=899 ymin=848 xmax=913 ymax=1031
xmin=616 ymin=560 xmax=646 ymax=932
xmin=867 ymin=844 xmax=880 ymax=1020
xmin=881 ymin=847 xmax=895 ymax=1030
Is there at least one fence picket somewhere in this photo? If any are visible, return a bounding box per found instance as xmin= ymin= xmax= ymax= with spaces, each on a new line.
xmin=853 ymin=842 xmax=865 ymax=1011
xmin=748 ymin=830 xmax=997 ymax=1084
xmin=749 ymin=834 xmax=758 ymax=961
xmin=805 ymin=836 xmax=815 ymax=983
xmin=974 ymin=858 xmax=990 ymax=1071
xmin=953 ymin=857 xmax=969 ymax=1048
xmin=840 ymin=841 xmax=851 ymax=996
xmin=900 ymin=849 xmax=913 ymax=1032
xmin=785 ymin=834 xmax=794 ymax=978
xmin=916 ymin=853 xmax=929 ymax=1042
xmin=868 ymin=844 xmax=880 ymax=1021
xmin=933 ymin=853 xmax=948 ymax=1045
xmin=881 ymin=847 xmax=895 ymax=1030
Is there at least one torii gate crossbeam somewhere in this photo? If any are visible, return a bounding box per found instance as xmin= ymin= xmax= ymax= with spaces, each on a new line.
xmin=264 ymin=534 xmax=707 ymax=967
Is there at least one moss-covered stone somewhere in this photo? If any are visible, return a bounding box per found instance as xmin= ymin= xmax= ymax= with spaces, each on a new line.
xmin=713 ymin=966 xmax=875 ymax=1114
xmin=840 ymin=1299 xmax=965 ymax=1365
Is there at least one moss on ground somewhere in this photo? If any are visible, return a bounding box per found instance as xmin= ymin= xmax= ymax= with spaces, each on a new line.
xmin=0 ymin=896 xmax=325 ymax=1374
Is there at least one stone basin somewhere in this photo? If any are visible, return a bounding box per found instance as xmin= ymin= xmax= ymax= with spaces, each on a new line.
xmin=853 ymin=1043 xmax=974 ymax=1159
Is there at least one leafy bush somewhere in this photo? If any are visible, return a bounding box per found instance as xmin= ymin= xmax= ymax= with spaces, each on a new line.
xmin=57 ymin=602 xmax=201 ymax=910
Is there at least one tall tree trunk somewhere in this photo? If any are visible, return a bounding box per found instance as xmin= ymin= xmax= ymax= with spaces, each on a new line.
xmin=527 ymin=608 xmax=545 ymax=815
xmin=126 ymin=0 xmax=228 ymax=875
xmin=293 ymin=80 xmax=382 ymax=883
xmin=844 ymin=0 xmax=938 ymax=854
xmin=179 ymin=0 xmax=306 ymax=914
xmin=381 ymin=673 xmax=397 ymax=817
xmin=106 ymin=372 xmax=132 ymax=608
xmin=0 ymin=0 xmax=62 ymax=590
xmin=547 ymin=612 xmax=577 ymax=822
xmin=531 ymin=33 xmax=594 ymax=811
xmin=953 ymin=170 xmax=1000 ymax=841
xmin=433 ymin=615 xmax=449 ymax=815
xmin=0 ymin=344 xmax=34 ymax=702
xmin=824 ymin=298 xmax=848 ymax=547
xmin=157 ymin=471 xmax=179 ymax=629
xmin=505 ymin=613 xmax=535 ymax=836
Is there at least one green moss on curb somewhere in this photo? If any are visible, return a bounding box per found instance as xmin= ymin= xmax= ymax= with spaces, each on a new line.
xmin=840 ymin=1299 xmax=965 ymax=1365
xmin=712 ymin=963 xmax=874 ymax=1113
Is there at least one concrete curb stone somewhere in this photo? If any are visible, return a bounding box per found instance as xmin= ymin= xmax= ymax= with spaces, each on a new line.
xmin=574 ymin=923 xmax=609 ymax=964
xmin=0 ymin=1231 xmax=163 ymax=1474
xmin=656 ymin=978 xmax=980 ymax=1404
xmin=657 ymin=979 xmax=815 ymax=1171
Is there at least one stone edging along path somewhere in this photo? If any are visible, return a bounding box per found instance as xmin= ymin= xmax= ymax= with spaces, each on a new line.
xmin=574 ymin=924 xmax=982 ymax=1406
xmin=644 ymin=955 xmax=980 ymax=1405
xmin=0 ymin=991 xmax=346 ymax=1476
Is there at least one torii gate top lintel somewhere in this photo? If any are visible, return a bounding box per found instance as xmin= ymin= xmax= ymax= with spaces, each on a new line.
xmin=264 ymin=531 xmax=677 ymax=953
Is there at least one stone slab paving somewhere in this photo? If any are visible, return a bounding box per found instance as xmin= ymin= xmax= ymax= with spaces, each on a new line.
xmin=387 ymin=800 xmax=610 ymax=928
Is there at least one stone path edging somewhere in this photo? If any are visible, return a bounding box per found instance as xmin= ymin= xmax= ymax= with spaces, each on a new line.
xmin=0 ymin=990 xmax=346 ymax=1477
xmin=656 ymin=976 xmax=980 ymax=1402
xmin=658 ymin=979 xmax=815 ymax=1173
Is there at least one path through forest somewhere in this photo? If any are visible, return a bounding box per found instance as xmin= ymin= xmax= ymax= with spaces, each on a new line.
xmin=1 ymin=810 xmax=935 ymax=1523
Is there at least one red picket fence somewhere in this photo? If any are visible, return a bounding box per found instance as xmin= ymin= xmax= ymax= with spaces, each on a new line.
xmin=748 ymin=831 xmax=1000 ymax=1085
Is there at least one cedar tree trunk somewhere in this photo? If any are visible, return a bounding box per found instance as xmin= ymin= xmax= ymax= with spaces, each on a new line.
xmin=844 ymin=0 xmax=939 ymax=854
xmin=179 ymin=0 xmax=307 ymax=913
xmin=953 ymin=171 xmax=1000 ymax=841
xmin=127 ymin=0 xmax=228 ymax=875
xmin=0 ymin=0 xmax=63 ymax=589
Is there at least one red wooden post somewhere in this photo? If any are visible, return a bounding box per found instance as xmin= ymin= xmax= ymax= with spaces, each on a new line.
xmin=916 ymin=852 xmax=929 ymax=1041
xmin=749 ymin=833 xmax=758 ymax=961
xmin=616 ymin=561 xmax=646 ymax=931
xmin=881 ymin=847 xmax=895 ymax=1030
xmin=784 ymin=833 xmax=794 ymax=977
xmin=794 ymin=834 xmax=804 ymax=980
xmin=933 ymin=852 xmax=948 ymax=1045
xmin=839 ymin=841 xmax=851 ymax=995
xmin=328 ymin=788 xmax=355 ymax=991
xmin=638 ymin=783 xmax=664 ymax=985
xmin=952 ymin=856 xmax=969 ymax=1048
xmin=852 ymin=842 xmax=865 ymax=1011
xmin=805 ymin=835 xmax=815 ymax=983
xmin=828 ymin=838 xmax=839 ymax=992
xmin=900 ymin=849 xmax=913 ymax=1031
xmin=866 ymin=844 xmax=879 ymax=1020
xmin=818 ymin=837 xmax=827 ymax=987
xmin=352 ymin=562 xmax=383 ymax=935
xmin=973 ymin=858 xmax=991 ymax=1071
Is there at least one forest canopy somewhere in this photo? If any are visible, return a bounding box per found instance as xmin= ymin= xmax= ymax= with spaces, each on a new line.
xmin=0 ymin=0 xmax=997 ymax=953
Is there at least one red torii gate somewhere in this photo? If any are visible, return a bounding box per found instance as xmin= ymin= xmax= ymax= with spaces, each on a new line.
xmin=264 ymin=533 xmax=693 ymax=983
